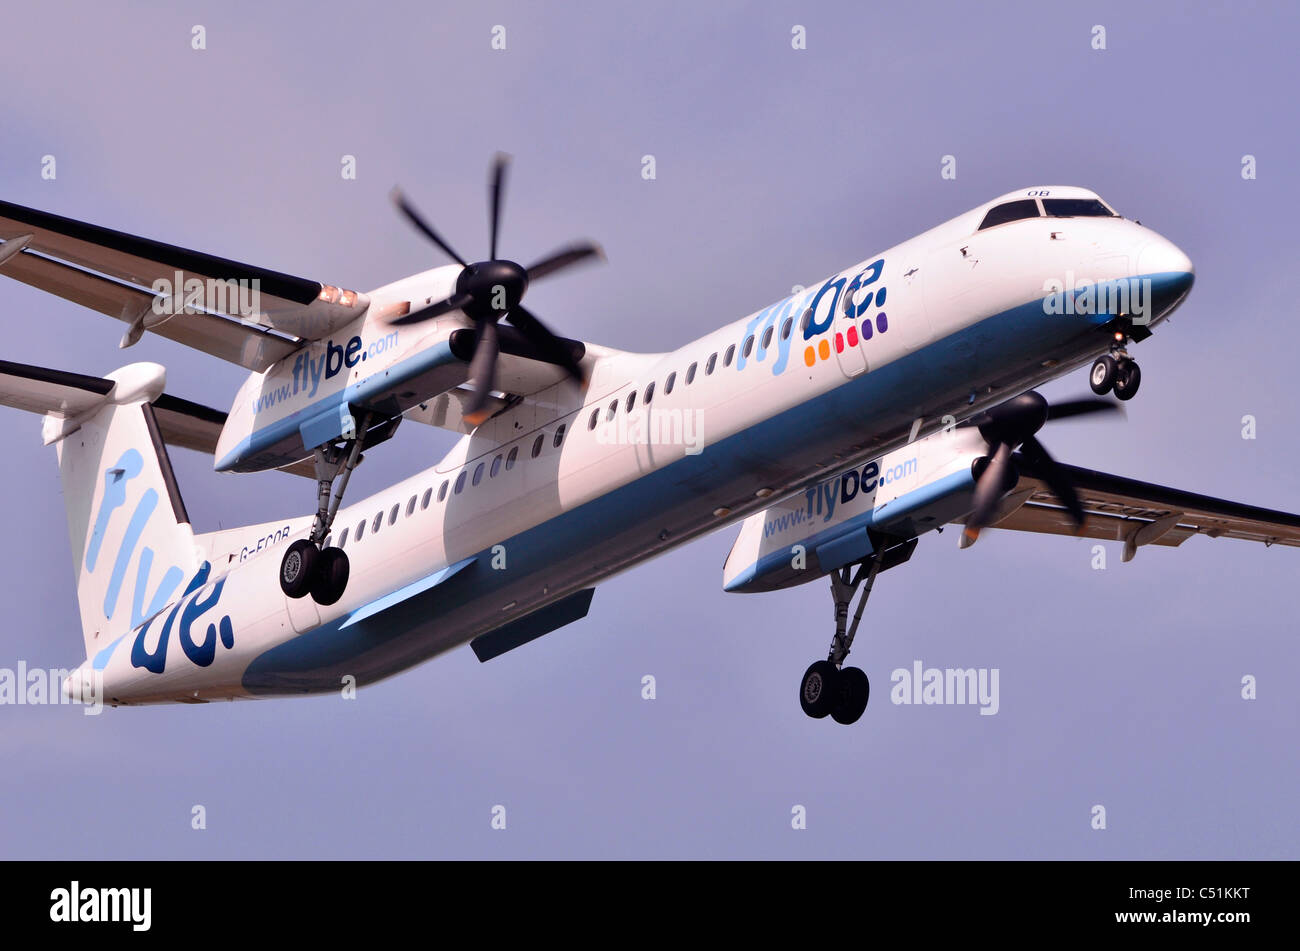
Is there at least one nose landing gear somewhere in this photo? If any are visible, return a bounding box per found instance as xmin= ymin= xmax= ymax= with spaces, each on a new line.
xmin=1089 ymin=341 xmax=1141 ymax=402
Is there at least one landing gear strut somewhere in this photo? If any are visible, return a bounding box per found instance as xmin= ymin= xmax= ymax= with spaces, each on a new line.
xmin=1090 ymin=334 xmax=1141 ymax=401
xmin=279 ymin=413 xmax=369 ymax=605
xmin=798 ymin=547 xmax=885 ymax=725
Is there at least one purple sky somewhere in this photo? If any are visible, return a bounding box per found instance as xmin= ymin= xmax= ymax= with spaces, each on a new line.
xmin=1 ymin=0 xmax=1296 ymax=858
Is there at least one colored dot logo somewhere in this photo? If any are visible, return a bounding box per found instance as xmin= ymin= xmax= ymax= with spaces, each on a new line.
xmin=803 ymin=310 xmax=889 ymax=367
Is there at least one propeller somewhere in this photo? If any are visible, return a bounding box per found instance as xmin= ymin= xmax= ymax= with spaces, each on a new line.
xmin=390 ymin=153 xmax=604 ymax=425
xmin=962 ymin=391 xmax=1122 ymax=542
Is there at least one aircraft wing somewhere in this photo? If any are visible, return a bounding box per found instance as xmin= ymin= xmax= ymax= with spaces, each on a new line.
xmin=0 ymin=200 xmax=369 ymax=371
xmin=979 ymin=457 xmax=1300 ymax=560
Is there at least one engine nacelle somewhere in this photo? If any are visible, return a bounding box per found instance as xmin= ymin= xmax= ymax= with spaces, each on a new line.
xmin=723 ymin=427 xmax=991 ymax=593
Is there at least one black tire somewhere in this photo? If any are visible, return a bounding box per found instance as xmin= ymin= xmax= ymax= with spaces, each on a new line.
xmin=1089 ymin=355 xmax=1118 ymax=395
xmin=310 ymin=547 xmax=350 ymax=606
xmin=1113 ymin=360 xmax=1141 ymax=401
xmin=831 ymin=667 xmax=870 ymax=725
xmin=280 ymin=539 xmax=318 ymax=599
xmin=799 ymin=660 xmax=840 ymax=719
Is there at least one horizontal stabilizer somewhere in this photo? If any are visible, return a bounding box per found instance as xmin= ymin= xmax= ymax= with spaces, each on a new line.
xmin=0 ymin=359 xmax=306 ymax=472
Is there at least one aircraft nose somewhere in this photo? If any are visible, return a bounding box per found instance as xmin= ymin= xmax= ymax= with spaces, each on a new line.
xmin=1138 ymin=236 xmax=1194 ymax=279
xmin=1136 ymin=236 xmax=1194 ymax=324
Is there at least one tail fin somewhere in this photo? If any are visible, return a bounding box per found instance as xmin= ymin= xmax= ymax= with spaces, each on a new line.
xmin=0 ymin=361 xmax=202 ymax=657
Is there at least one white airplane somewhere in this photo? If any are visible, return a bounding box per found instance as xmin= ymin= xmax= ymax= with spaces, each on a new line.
xmin=3 ymin=165 xmax=1298 ymax=724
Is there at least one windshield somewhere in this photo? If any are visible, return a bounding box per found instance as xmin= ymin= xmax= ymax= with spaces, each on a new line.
xmin=1042 ymin=198 xmax=1115 ymax=218
xmin=977 ymin=199 xmax=1040 ymax=231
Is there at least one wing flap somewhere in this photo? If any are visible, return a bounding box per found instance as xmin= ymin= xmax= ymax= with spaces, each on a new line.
xmin=1 ymin=249 xmax=300 ymax=371
xmin=981 ymin=463 xmax=1300 ymax=553
xmin=0 ymin=199 xmax=367 ymax=348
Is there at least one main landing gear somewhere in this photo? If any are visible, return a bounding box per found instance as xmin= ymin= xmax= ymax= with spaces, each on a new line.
xmin=1089 ymin=340 xmax=1141 ymax=402
xmin=279 ymin=414 xmax=371 ymax=606
xmin=798 ymin=548 xmax=886 ymax=725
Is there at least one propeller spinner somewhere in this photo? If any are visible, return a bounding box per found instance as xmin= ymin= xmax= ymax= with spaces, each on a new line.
xmin=390 ymin=153 xmax=603 ymax=425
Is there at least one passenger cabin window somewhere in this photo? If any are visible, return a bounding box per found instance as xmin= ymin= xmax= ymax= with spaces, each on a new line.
xmin=665 ymin=371 xmax=676 ymax=394
xmin=438 ymin=480 xmax=448 ymax=501
xmin=606 ymin=399 xmax=618 ymax=421
xmin=644 ymin=381 xmax=654 ymax=404
xmin=389 ymin=503 xmax=399 ymax=525
xmin=553 ymin=424 xmax=566 ymax=448
xmin=686 ymin=362 xmax=698 ymax=384
xmin=531 ymin=434 xmax=544 ymax=458
xmin=372 ymin=511 xmax=383 ymax=534
xmin=724 ymin=344 xmax=735 ymax=367
xmin=406 ymin=496 xmax=417 ymax=517
xmin=422 ymin=488 xmax=433 ymax=509
xmin=705 ymin=353 xmax=717 ymax=375
xmin=1042 ymin=198 xmax=1115 ymax=218
xmin=490 ymin=454 xmax=502 ymax=478
xmin=782 ymin=316 xmax=793 ymax=340
xmin=505 ymin=447 xmax=518 ymax=470
xmin=977 ymin=199 xmax=1040 ymax=231
xmin=762 ymin=326 xmax=773 ymax=350
xmin=626 ymin=390 xmax=636 ymax=413
xmin=355 ymin=520 xmax=365 ymax=541
xmin=588 ymin=408 xmax=600 ymax=430
xmin=472 ymin=463 xmax=485 ymax=486
xmin=455 ymin=471 xmax=467 ymax=494
xmin=339 ymin=527 xmax=349 ymax=548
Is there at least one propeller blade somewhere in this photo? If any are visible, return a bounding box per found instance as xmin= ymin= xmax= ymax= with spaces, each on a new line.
xmin=389 ymin=292 xmax=474 ymax=325
xmin=507 ymin=303 xmax=584 ymax=381
xmin=488 ymin=153 xmax=509 ymax=262
xmin=1019 ymin=435 xmax=1086 ymax=528
xmin=965 ymin=441 xmax=1014 ymax=540
xmin=462 ymin=320 xmax=500 ymax=425
xmin=526 ymin=242 xmax=605 ymax=282
xmin=390 ymin=188 xmax=469 ymax=267
xmin=1046 ymin=397 xmax=1123 ymax=422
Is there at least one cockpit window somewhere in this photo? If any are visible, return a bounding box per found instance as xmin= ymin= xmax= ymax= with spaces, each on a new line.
xmin=1042 ymin=198 xmax=1114 ymax=218
xmin=977 ymin=199 xmax=1040 ymax=231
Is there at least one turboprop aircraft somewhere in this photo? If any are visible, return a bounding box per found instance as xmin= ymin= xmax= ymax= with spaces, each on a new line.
xmin=2 ymin=169 xmax=1298 ymax=724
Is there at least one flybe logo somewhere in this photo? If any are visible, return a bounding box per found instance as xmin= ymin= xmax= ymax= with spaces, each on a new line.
xmin=86 ymin=449 xmax=234 ymax=676
xmin=802 ymin=456 xmax=916 ymax=523
xmin=735 ymin=258 xmax=890 ymax=377
xmin=130 ymin=562 xmax=234 ymax=674
xmin=252 ymin=329 xmax=400 ymax=414
xmin=87 ymin=449 xmax=184 ymax=630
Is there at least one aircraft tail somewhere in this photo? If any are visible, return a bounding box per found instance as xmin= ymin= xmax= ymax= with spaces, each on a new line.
xmin=0 ymin=360 xmax=203 ymax=658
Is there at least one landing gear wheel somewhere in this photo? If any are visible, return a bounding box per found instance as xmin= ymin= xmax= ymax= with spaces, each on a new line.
xmin=831 ymin=667 xmax=870 ymax=725
xmin=280 ymin=539 xmax=318 ymax=599
xmin=1089 ymin=355 xmax=1119 ymax=395
xmin=799 ymin=660 xmax=840 ymax=719
xmin=1112 ymin=360 xmax=1141 ymax=401
xmin=310 ymin=547 xmax=350 ymax=606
